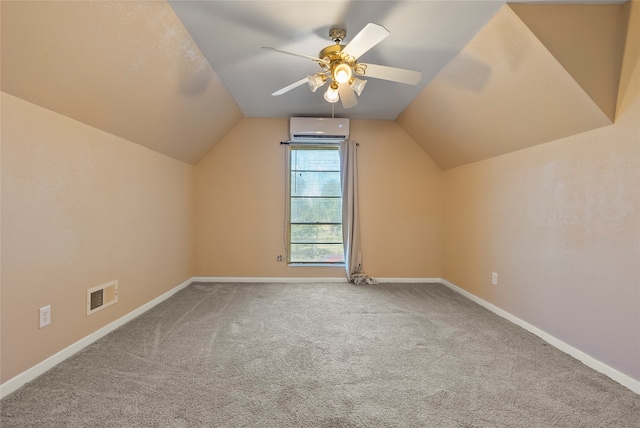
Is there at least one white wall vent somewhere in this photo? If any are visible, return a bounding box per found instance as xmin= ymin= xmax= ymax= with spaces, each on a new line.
xmin=86 ymin=280 xmax=118 ymax=316
xmin=289 ymin=117 xmax=350 ymax=141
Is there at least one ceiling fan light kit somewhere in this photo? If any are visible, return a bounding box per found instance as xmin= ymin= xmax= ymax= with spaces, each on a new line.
xmin=350 ymin=77 xmax=367 ymax=96
xmin=264 ymin=23 xmax=422 ymax=109
xmin=333 ymin=63 xmax=352 ymax=84
xmin=307 ymin=74 xmax=326 ymax=92
xmin=324 ymin=83 xmax=340 ymax=103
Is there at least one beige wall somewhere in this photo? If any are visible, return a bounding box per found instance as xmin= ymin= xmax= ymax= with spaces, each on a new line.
xmin=442 ymin=2 xmax=639 ymax=380
xmin=195 ymin=118 xmax=443 ymax=279
xmin=1 ymin=93 xmax=196 ymax=383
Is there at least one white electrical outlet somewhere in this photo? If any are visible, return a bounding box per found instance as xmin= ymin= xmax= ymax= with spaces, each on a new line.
xmin=39 ymin=305 xmax=51 ymax=328
xmin=492 ymin=272 xmax=498 ymax=286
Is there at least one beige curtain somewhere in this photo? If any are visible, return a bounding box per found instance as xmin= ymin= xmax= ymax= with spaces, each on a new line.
xmin=340 ymin=141 xmax=376 ymax=284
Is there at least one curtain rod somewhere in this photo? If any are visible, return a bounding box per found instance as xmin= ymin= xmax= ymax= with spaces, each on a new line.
xmin=280 ymin=141 xmax=359 ymax=146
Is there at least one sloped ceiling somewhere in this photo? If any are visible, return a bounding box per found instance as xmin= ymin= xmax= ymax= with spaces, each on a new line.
xmin=397 ymin=3 xmax=628 ymax=170
xmin=0 ymin=0 xmax=243 ymax=165
xmin=398 ymin=2 xmax=629 ymax=169
xmin=1 ymin=1 xmax=630 ymax=168
xmin=510 ymin=2 xmax=626 ymax=122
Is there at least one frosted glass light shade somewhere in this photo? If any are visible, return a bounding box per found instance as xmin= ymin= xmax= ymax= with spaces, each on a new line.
xmin=350 ymin=77 xmax=367 ymax=96
xmin=324 ymin=85 xmax=340 ymax=103
xmin=334 ymin=63 xmax=352 ymax=84
xmin=307 ymin=74 xmax=326 ymax=92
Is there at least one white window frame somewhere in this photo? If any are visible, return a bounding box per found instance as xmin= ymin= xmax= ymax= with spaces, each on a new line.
xmin=285 ymin=143 xmax=344 ymax=266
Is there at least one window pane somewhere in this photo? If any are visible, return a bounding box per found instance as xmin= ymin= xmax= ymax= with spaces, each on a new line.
xmin=291 ymin=224 xmax=343 ymax=244
xmin=290 ymin=171 xmax=341 ymax=197
xmin=291 ymin=198 xmax=342 ymax=223
xmin=290 ymin=244 xmax=345 ymax=263
xmin=288 ymin=146 xmax=343 ymax=264
xmin=291 ymin=148 xmax=341 ymax=172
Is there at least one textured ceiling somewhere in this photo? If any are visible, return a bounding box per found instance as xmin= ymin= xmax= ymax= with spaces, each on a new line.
xmin=0 ymin=0 xmax=243 ymax=165
xmin=1 ymin=0 xmax=630 ymax=168
xmin=398 ymin=3 xmax=628 ymax=169
xmin=168 ymin=0 xmax=504 ymax=120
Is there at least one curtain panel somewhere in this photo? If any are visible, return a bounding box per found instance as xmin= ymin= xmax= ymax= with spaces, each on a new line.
xmin=340 ymin=141 xmax=376 ymax=285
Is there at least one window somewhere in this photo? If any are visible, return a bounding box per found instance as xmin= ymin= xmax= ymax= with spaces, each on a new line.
xmin=287 ymin=145 xmax=344 ymax=264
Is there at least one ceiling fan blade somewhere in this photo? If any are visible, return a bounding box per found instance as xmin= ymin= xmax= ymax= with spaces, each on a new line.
xmin=342 ymin=23 xmax=390 ymax=59
xmin=271 ymin=77 xmax=309 ymax=96
xmin=358 ymin=63 xmax=422 ymax=85
xmin=262 ymin=47 xmax=329 ymax=65
xmin=338 ymin=84 xmax=358 ymax=109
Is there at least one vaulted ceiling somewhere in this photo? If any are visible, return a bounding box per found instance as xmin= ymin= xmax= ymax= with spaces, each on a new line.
xmin=1 ymin=1 xmax=631 ymax=168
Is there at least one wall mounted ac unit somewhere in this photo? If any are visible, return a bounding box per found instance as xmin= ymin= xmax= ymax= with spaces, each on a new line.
xmin=289 ymin=117 xmax=350 ymax=141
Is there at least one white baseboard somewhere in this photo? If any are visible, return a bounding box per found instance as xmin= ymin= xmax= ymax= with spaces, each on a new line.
xmin=192 ymin=277 xmax=442 ymax=284
xmin=440 ymin=278 xmax=640 ymax=395
xmin=376 ymin=277 xmax=441 ymax=283
xmin=3 ymin=276 xmax=637 ymax=398
xmin=192 ymin=276 xmax=349 ymax=283
xmin=0 ymin=277 xmax=193 ymax=399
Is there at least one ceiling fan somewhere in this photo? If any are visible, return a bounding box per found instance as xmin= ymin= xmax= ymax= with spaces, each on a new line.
xmin=263 ymin=23 xmax=422 ymax=109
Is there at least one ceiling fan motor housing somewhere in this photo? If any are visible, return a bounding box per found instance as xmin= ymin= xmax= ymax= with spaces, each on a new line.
xmin=319 ymin=44 xmax=344 ymax=65
xmin=318 ymin=44 xmax=357 ymax=75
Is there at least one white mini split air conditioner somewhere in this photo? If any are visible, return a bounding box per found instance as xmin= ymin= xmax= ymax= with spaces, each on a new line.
xmin=289 ymin=117 xmax=350 ymax=141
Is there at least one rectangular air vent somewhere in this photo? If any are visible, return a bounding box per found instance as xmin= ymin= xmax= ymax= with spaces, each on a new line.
xmin=86 ymin=280 xmax=118 ymax=316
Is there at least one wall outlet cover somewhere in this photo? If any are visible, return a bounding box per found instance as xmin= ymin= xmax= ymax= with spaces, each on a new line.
xmin=39 ymin=305 xmax=51 ymax=328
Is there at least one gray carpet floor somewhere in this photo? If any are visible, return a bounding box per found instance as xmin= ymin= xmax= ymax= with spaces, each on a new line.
xmin=1 ymin=282 xmax=638 ymax=427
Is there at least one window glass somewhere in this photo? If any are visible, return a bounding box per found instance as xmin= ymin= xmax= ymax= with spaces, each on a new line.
xmin=288 ymin=146 xmax=344 ymax=264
